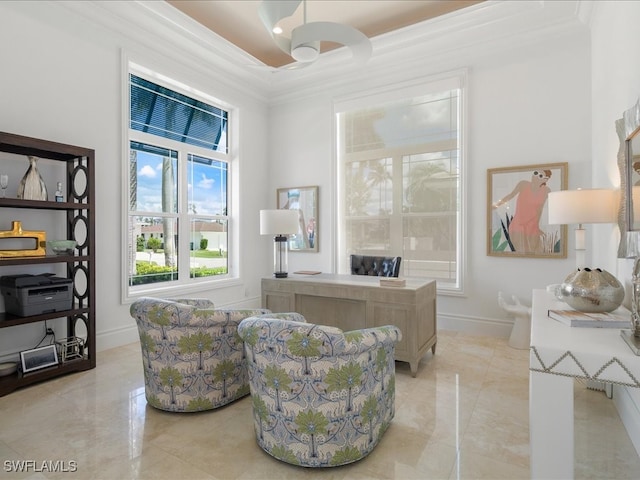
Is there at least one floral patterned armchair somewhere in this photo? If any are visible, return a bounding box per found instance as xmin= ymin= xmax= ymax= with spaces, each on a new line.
xmin=237 ymin=313 xmax=402 ymax=467
xmin=130 ymin=297 xmax=270 ymax=412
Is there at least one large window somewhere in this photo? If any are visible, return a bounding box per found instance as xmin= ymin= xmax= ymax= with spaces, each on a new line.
xmin=336 ymin=74 xmax=465 ymax=292
xmin=126 ymin=68 xmax=232 ymax=296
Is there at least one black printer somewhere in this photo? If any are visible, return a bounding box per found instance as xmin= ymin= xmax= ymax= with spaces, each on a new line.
xmin=1 ymin=274 xmax=73 ymax=317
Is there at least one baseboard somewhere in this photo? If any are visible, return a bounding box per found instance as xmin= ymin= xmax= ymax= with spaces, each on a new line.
xmin=437 ymin=312 xmax=513 ymax=338
xmin=613 ymin=385 xmax=640 ymax=456
xmin=96 ymin=295 xmax=264 ymax=352
xmin=97 ymin=324 xmax=139 ymax=352
xmin=95 ymin=303 xmax=513 ymax=353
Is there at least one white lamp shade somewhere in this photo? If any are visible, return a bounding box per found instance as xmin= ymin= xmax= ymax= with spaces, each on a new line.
xmin=260 ymin=209 xmax=299 ymax=235
xmin=547 ymin=189 xmax=618 ymax=225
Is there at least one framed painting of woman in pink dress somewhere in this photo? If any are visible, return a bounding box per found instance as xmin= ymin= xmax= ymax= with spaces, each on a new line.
xmin=488 ymin=163 xmax=568 ymax=258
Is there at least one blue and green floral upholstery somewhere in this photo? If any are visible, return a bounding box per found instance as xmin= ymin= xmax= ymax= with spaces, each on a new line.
xmin=130 ymin=297 xmax=270 ymax=413
xmin=238 ymin=313 xmax=402 ymax=467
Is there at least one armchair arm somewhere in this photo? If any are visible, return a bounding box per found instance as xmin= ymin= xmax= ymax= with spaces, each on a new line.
xmin=189 ymin=308 xmax=272 ymax=327
xmin=342 ymin=325 xmax=402 ymax=355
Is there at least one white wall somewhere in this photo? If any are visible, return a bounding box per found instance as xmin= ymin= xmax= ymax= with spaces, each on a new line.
xmin=0 ymin=1 xmax=272 ymax=355
xmin=267 ymin=7 xmax=592 ymax=335
xmin=591 ymin=0 xmax=640 ymax=457
xmin=0 ymin=1 xmax=615 ymax=353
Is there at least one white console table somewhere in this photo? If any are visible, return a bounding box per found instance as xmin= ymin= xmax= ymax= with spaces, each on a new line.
xmin=261 ymin=274 xmax=437 ymax=376
xmin=529 ymin=289 xmax=640 ymax=479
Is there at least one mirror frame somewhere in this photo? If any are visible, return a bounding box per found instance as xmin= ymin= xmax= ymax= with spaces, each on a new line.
xmin=617 ymin=98 xmax=640 ymax=257
xmin=276 ymin=185 xmax=318 ymax=252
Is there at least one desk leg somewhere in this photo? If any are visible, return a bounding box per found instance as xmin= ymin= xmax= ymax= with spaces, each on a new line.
xmin=529 ymin=370 xmax=574 ymax=479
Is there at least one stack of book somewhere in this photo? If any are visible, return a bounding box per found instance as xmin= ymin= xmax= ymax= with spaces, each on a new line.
xmin=547 ymin=308 xmax=631 ymax=328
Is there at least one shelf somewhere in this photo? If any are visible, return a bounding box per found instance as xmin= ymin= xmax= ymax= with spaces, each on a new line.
xmin=0 ymin=198 xmax=89 ymax=210
xmin=0 ymin=255 xmax=89 ymax=266
xmin=0 ymin=357 xmax=93 ymax=396
xmin=0 ymin=307 xmax=90 ymax=328
xmin=0 ymin=130 xmax=95 ymax=396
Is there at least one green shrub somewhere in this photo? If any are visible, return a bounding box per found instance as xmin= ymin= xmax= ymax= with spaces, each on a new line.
xmin=147 ymin=237 xmax=162 ymax=252
xmin=199 ymin=238 xmax=208 ymax=250
xmin=136 ymin=236 xmax=145 ymax=252
xmin=130 ymin=262 xmax=227 ymax=285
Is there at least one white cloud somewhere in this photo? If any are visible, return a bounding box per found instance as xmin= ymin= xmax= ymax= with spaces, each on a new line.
xmin=139 ymin=165 xmax=157 ymax=178
xmin=198 ymin=173 xmax=214 ymax=189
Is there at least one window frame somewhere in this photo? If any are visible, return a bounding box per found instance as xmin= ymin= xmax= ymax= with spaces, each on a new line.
xmin=334 ymin=71 xmax=467 ymax=295
xmin=122 ymin=61 xmax=240 ymax=302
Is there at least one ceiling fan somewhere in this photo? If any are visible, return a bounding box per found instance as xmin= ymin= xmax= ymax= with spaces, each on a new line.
xmin=258 ymin=0 xmax=372 ymax=68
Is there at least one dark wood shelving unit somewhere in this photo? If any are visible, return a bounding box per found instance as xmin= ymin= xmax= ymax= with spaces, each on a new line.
xmin=0 ymin=131 xmax=95 ymax=396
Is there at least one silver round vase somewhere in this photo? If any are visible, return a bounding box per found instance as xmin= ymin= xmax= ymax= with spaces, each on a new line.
xmin=557 ymin=268 xmax=624 ymax=313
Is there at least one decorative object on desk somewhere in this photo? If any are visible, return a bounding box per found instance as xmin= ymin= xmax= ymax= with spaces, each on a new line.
xmin=293 ymin=270 xmax=321 ymax=275
xmin=498 ymin=291 xmax=531 ymax=349
xmin=276 ymin=185 xmax=318 ymax=252
xmin=622 ymin=256 xmax=640 ymax=355
xmin=17 ymin=156 xmax=47 ymax=201
xmin=0 ymin=221 xmax=46 ymax=257
xmin=19 ymin=345 xmax=58 ymax=374
xmin=260 ymin=209 xmax=299 ymax=278
xmin=379 ymin=277 xmax=406 ymax=287
xmin=548 ymin=308 xmax=630 ymax=328
xmin=548 ymin=188 xmax=618 ymax=268
xmin=0 ymin=174 xmax=7 ymax=198
xmin=487 ymin=162 xmax=567 ymax=258
xmin=556 ymin=268 xmax=624 ymax=313
xmin=47 ymin=240 xmax=77 ymax=255
xmin=0 ymin=361 xmax=18 ymax=377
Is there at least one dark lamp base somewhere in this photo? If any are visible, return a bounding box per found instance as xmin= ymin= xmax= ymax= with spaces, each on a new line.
xmin=274 ymin=272 xmax=288 ymax=278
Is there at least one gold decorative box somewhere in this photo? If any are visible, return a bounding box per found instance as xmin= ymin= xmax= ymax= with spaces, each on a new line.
xmin=0 ymin=221 xmax=46 ymax=257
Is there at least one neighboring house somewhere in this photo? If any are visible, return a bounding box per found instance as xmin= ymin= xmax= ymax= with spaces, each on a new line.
xmin=137 ymin=221 xmax=226 ymax=252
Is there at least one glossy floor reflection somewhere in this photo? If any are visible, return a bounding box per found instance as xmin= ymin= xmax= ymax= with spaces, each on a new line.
xmin=0 ymin=331 xmax=638 ymax=479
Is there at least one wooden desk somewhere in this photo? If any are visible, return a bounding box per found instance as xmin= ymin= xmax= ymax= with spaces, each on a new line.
xmin=261 ymin=273 xmax=437 ymax=376
xmin=529 ymin=289 xmax=640 ymax=479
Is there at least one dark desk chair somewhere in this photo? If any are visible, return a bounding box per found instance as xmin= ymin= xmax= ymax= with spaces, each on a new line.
xmin=350 ymin=254 xmax=401 ymax=277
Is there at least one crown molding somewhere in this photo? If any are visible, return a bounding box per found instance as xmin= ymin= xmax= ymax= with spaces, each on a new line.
xmin=57 ymin=0 xmax=272 ymax=103
xmin=55 ymin=1 xmax=589 ymax=106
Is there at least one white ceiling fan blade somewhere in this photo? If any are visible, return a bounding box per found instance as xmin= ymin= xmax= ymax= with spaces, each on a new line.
xmin=291 ymin=21 xmax=372 ymax=64
xmin=258 ymin=0 xmax=301 ymax=56
xmin=258 ymin=0 xmax=301 ymax=32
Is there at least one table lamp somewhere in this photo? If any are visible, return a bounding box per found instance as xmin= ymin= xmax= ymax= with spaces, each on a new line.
xmin=547 ymin=188 xmax=622 ymax=313
xmin=547 ymin=188 xmax=618 ymax=268
xmin=260 ymin=209 xmax=299 ymax=278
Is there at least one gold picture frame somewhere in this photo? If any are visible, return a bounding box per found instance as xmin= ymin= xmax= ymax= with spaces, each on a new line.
xmin=276 ymin=186 xmax=318 ymax=252
xmin=487 ymin=163 xmax=567 ymax=258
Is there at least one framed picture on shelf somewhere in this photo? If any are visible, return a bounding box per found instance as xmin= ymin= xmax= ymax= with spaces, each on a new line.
xmin=20 ymin=345 xmax=59 ymax=374
xmin=276 ymin=186 xmax=318 ymax=252
xmin=487 ymin=162 xmax=568 ymax=258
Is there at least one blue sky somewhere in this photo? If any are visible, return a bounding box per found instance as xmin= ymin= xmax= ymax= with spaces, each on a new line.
xmin=135 ymin=150 xmax=227 ymax=216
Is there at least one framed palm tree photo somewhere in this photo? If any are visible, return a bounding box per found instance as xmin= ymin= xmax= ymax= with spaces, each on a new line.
xmin=487 ymin=162 xmax=567 ymax=258
xmin=277 ymin=186 xmax=318 ymax=252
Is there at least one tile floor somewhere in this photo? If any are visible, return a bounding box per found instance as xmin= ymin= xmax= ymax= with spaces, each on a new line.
xmin=0 ymin=331 xmax=638 ymax=479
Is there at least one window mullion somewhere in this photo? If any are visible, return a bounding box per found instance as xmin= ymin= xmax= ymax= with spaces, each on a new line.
xmin=391 ymin=155 xmax=404 ymax=255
